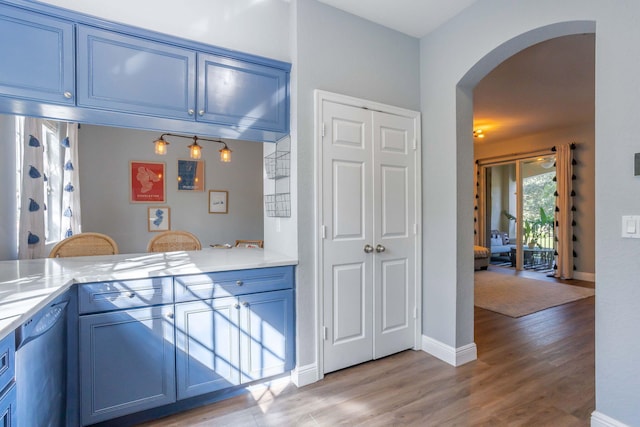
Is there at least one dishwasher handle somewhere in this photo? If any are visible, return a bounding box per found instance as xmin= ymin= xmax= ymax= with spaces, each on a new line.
xmin=18 ymin=300 xmax=68 ymax=348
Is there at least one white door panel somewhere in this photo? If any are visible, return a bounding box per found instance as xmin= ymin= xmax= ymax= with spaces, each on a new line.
xmin=332 ymin=161 xmax=365 ymax=240
xmin=322 ymin=98 xmax=417 ymax=373
xmin=373 ymin=112 xmax=416 ymax=359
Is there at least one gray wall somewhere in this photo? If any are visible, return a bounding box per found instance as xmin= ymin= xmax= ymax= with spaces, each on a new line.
xmin=0 ymin=115 xmax=17 ymax=260
xmin=293 ymin=0 xmax=420 ymax=369
xmin=78 ymin=125 xmax=264 ymax=253
xmin=420 ymin=0 xmax=638 ymax=424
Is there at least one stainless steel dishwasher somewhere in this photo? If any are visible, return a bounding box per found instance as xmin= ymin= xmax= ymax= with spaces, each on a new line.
xmin=15 ymin=291 xmax=71 ymax=427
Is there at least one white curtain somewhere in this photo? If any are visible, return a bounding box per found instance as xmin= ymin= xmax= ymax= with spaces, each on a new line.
xmin=554 ymin=143 xmax=574 ymax=279
xmin=17 ymin=118 xmax=81 ymax=259
xmin=60 ymin=123 xmax=82 ymax=239
xmin=18 ymin=118 xmax=46 ymax=259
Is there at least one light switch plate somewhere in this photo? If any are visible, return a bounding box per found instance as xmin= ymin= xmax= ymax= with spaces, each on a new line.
xmin=622 ymin=215 xmax=640 ymax=238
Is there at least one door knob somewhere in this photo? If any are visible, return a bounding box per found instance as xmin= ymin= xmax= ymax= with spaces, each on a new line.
xmin=364 ymin=244 xmax=374 ymax=253
xmin=376 ymin=244 xmax=386 ymax=253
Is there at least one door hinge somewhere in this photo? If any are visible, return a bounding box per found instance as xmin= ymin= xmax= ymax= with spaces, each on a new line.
xmin=322 ymin=122 xmax=326 ymax=137
xmin=323 ymin=326 xmax=328 ymax=340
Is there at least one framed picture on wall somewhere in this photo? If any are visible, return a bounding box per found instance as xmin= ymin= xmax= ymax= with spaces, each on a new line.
xmin=209 ymin=190 xmax=228 ymax=214
xmin=147 ymin=206 xmax=170 ymax=232
xmin=130 ymin=161 xmax=166 ymax=203
xmin=177 ymin=159 xmax=205 ymax=191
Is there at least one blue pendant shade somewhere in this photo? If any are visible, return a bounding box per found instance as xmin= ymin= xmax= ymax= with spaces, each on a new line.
xmin=64 ymin=160 xmax=74 ymax=171
xmin=64 ymin=183 xmax=74 ymax=192
xmin=63 ymin=207 xmax=72 ymax=217
xmin=61 ymin=136 xmax=70 ymax=148
xmin=65 ymin=228 xmax=73 ymax=238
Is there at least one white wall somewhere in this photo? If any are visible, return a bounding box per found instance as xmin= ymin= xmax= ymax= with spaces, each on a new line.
xmin=37 ymin=0 xmax=291 ymax=62
xmin=78 ymin=124 xmax=264 ymax=253
xmin=420 ymin=0 xmax=639 ymax=424
xmin=292 ymin=0 xmax=420 ymax=374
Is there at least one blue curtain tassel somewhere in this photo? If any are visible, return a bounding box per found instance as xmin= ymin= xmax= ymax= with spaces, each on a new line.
xmin=28 ymin=165 xmax=41 ymax=179
xmin=28 ymin=135 xmax=41 ymax=147
xmin=28 ymin=198 xmax=40 ymax=212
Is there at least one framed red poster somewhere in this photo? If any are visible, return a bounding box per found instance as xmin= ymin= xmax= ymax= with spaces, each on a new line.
xmin=130 ymin=161 xmax=166 ymax=203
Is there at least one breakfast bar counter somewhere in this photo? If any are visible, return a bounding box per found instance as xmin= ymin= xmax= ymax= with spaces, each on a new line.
xmin=0 ymin=248 xmax=297 ymax=341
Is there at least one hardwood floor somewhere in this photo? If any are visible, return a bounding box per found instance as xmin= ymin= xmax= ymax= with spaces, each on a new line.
xmin=140 ymin=270 xmax=595 ymax=426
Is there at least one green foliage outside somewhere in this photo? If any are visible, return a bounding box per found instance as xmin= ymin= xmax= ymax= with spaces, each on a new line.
xmin=503 ymin=171 xmax=556 ymax=248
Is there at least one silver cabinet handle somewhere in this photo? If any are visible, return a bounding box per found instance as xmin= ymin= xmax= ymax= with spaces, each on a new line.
xmin=242 ymin=301 xmax=250 ymax=307
xmin=236 ymin=280 xmax=243 ymax=286
xmin=63 ymin=91 xmax=73 ymax=99
xmin=364 ymin=244 xmax=374 ymax=253
xmin=198 ymin=110 xmax=205 ymax=116
xmin=234 ymin=303 xmax=240 ymax=309
xmin=166 ymin=312 xmax=174 ymax=319
xmin=188 ymin=109 xmax=195 ymax=115
xmin=126 ymin=291 xmax=135 ymax=298
xmin=376 ymin=244 xmax=386 ymax=253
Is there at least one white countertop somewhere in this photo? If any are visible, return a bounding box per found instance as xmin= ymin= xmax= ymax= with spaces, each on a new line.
xmin=0 ymin=248 xmax=297 ymax=340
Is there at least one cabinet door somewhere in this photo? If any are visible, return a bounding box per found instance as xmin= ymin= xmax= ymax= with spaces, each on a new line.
xmin=197 ymin=53 xmax=288 ymax=132
xmin=175 ymin=297 xmax=240 ymax=400
xmin=0 ymin=4 xmax=75 ymax=105
xmin=239 ymin=290 xmax=294 ymax=383
xmin=79 ymin=306 xmax=176 ymax=425
xmin=0 ymin=384 xmax=16 ymax=427
xmin=77 ymin=25 xmax=196 ymax=119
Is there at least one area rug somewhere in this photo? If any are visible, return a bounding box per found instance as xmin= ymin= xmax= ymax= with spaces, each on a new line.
xmin=474 ymin=271 xmax=595 ymax=318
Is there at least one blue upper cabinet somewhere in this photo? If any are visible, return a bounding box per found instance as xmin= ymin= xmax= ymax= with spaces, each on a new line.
xmin=0 ymin=4 xmax=75 ymax=105
xmin=198 ymin=53 xmax=288 ymax=133
xmin=77 ymin=25 xmax=197 ymax=120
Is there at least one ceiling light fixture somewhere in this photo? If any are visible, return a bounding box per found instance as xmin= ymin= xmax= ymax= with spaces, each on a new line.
xmin=153 ymin=133 xmax=232 ymax=162
xmin=473 ymin=129 xmax=485 ymax=139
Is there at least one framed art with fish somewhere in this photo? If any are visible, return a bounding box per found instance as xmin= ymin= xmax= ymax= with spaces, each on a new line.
xmin=148 ymin=206 xmax=170 ymax=232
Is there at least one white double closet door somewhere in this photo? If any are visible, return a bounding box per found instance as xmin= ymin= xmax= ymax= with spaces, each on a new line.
xmin=320 ymin=97 xmax=419 ymax=374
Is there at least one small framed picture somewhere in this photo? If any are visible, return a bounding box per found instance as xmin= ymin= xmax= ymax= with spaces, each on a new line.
xmin=209 ymin=190 xmax=228 ymax=214
xmin=177 ymin=159 xmax=205 ymax=192
xmin=130 ymin=161 xmax=166 ymax=203
xmin=148 ymin=206 xmax=170 ymax=232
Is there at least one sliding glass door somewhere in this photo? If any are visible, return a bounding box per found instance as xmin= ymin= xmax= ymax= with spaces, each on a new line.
xmin=480 ymin=154 xmax=556 ymax=272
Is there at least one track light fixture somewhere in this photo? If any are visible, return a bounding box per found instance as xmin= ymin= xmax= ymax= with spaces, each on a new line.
xmin=153 ymin=133 xmax=232 ymax=162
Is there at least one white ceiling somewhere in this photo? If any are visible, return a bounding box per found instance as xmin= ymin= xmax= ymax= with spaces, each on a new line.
xmin=316 ymin=0 xmax=477 ymax=38
xmin=316 ymin=0 xmax=595 ymax=144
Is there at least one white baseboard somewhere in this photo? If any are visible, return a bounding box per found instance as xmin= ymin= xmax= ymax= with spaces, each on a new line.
xmin=574 ymin=271 xmax=595 ymax=282
xmin=591 ymin=411 xmax=629 ymax=427
xmin=290 ymin=363 xmax=320 ymax=387
xmin=421 ymin=335 xmax=477 ymax=367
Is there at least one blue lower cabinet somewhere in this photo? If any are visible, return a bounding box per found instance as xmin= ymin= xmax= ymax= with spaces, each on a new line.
xmin=79 ymin=305 xmax=176 ymax=425
xmin=0 ymin=384 xmax=16 ymax=427
xmin=175 ymin=297 xmax=240 ymax=399
xmin=175 ymin=289 xmax=294 ymax=399
xmin=240 ymin=290 xmax=294 ymax=383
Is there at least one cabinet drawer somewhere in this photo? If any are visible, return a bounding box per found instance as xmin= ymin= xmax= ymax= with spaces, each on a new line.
xmin=78 ymin=277 xmax=173 ymax=314
xmin=175 ymin=266 xmax=294 ymax=302
xmin=0 ymin=332 xmax=14 ymax=394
